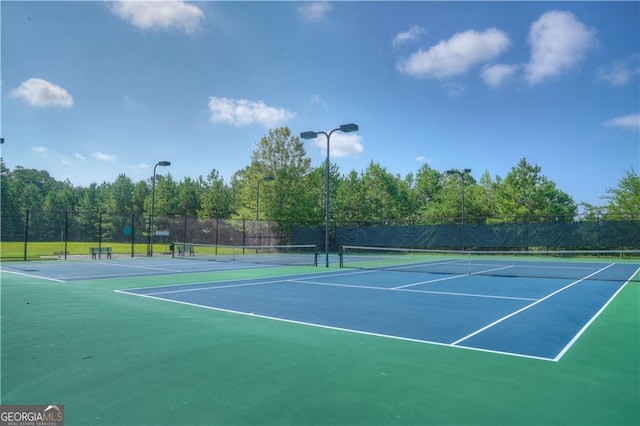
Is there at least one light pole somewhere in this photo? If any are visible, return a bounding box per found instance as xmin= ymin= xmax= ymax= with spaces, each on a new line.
xmin=446 ymin=168 xmax=471 ymax=250
xmin=148 ymin=161 xmax=171 ymax=256
xmin=301 ymin=123 xmax=359 ymax=267
xmin=256 ymin=175 xmax=274 ymax=246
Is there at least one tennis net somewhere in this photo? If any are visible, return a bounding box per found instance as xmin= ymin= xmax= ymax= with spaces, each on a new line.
xmin=172 ymin=242 xmax=318 ymax=267
xmin=339 ymin=246 xmax=640 ymax=282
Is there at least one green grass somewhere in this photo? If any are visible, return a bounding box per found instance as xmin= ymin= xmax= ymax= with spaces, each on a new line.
xmin=1 ymin=265 xmax=638 ymax=425
xmin=0 ymin=241 xmax=283 ymax=261
xmin=0 ymin=241 xmax=170 ymax=260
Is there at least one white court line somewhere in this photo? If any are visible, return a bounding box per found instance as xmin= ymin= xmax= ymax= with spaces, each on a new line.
xmin=553 ymin=265 xmax=640 ymax=361
xmin=392 ymin=265 xmax=514 ymax=290
xmin=116 ymin=268 xmax=353 ymax=293
xmin=288 ymin=279 xmax=537 ymax=301
xmin=0 ymin=269 xmax=66 ymax=282
xmin=382 ymin=259 xmax=467 ymax=273
xmin=142 ymin=278 xmax=292 ymax=295
xmin=115 ymin=289 xmax=555 ymax=362
xmin=469 ymin=265 xmax=515 ymax=276
xmin=132 ymin=270 xmax=385 ymax=296
xmin=98 ymin=262 xmax=182 ymax=272
xmin=450 ymin=263 xmax=616 ymax=347
xmin=61 ymin=261 xmax=270 ymax=281
xmin=129 ymin=264 xmax=537 ymax=302
xmin=392 ymin=274 xmax=471 ymax=289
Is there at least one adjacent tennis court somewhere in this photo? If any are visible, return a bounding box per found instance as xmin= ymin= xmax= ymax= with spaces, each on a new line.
xmin=2 ymin=247 xmax=639 ymax=425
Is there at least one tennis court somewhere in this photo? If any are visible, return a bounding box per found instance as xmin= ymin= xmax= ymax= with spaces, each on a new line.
xmin=112 ymin=248 xmax=638 ymax=362
xmin=2 ymin=247 xmax=639 ymax=425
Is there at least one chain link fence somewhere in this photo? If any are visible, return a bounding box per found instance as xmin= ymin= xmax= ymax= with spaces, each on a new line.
xmin=0 ymin=210 xmax=286 ymax=260
xmin=2 ymin=210 xmax=638 ymax=260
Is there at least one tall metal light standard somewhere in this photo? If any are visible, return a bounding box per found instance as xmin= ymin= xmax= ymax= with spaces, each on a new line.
xmin=446 ymin=168 xmax=471 ymax=250
xmin=256 ymin=175 xmax=274 ymax=246
xmin=301 ymin=123 xmax=359 ymax=267
xmin=148 ymin=161 xmax=171 ymax=256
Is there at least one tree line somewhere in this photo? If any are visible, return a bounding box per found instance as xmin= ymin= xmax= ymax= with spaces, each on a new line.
xmin=1 ymin=127 xmax=638 ymax=241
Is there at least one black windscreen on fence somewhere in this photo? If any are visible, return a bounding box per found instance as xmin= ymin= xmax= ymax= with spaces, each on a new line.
xmin=336 ymin=220 xmax=640 ymax=250
xmin=292 ymin=227 xmax=323 ymax=246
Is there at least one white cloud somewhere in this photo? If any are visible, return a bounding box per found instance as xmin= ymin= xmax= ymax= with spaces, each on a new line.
xmin=128 ymin=163 xmax=152 ymax=176
xmin=92 ymin=152 xmax=117 ymax=161
xmin=131 ymin=162 xmax=151 ymax=170
xmin=604 ymin=113 xmax=640 ymax=131
xmin=309 ymin=94 xmax=328 ymax=107
xmin=596 ymin=56 xmax=640 ymax=87
xmin=208 ymin=97 xmax=295 ymax=127
xmin=122 ymin=94 xmax=144 ymax=111
xmin=11 ymin=78 xmax=74 ymax=107
xmin=525 ymin=11 xmax=596 ymax=85
xmin=397 ymin=28 xmax=510 ymax=79
xmin=481 ymin=64 xmax=520 ymax=88
xmin=414 ymin=156 xmax=429 ymax=164
xmin=74 ymin=153 xmax=87 ymax=161
xmin=127 ymin=162 xmax=152 ymax=179
xmin=297 ymin=2 xmax=333 ymax=21
xmin=392 ymin=25 xmax=426 ymax=47
xmin=443 ymin=82 xmax=466 ymax=98
xmin=310 ymin=133 xmax=364 ymax=158
xmin=32 ymin=146 xmax=50 ymax=156
xmin=108 ymin=0 xmax=204 ymax=34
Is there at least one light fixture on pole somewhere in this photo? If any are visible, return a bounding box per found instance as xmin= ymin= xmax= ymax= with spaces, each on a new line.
xmin=300 ymin=123 xmax=359 ymax=267
xmin=148 ymin=161 xmax=171 ymax=256
xmin=446 ymin=168 xmax=471 ymax=250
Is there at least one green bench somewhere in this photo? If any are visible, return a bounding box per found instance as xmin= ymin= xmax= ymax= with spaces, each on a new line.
xmin=177 ymin=245 xmax=195 ymax=256
xmin=90 ymin=247 xmax=112 ymax=259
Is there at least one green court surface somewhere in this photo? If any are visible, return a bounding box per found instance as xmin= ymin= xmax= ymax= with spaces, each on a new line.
xmin=1 ymin=266 xmax=638 ymax=425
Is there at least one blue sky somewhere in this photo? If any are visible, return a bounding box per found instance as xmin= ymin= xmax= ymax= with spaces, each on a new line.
xmin=2 ymin=1 xmax=639 ymax=207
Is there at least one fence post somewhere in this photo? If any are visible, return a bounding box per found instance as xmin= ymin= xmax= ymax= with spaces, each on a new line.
xmin=23 ymin=208 xmax=29 ymax=261
xmin=98 ymin=212 xmax=103 ymax=259
xmin=242 ymin=219 xmax=246 ymax=254
xmin=257 ymin=219 xmax=261 ymax=247
xmin=131 ymin=214 xmax=135 ymax=257
xmin=183 ymin=215 xmax=187 ymax=244
xmin=215 ymin=218 xmax=219 ymax=254
xmin=64 ymin=211 xmax=69 ymax=260
xmin=597 ymin=214 xmax=603 ymax=248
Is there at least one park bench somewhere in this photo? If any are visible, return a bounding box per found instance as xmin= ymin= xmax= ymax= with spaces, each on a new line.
xmin=90 ymin=247 xmax=112 ymax=259
xmin=177 ymin=245 xmax=195 ymax=256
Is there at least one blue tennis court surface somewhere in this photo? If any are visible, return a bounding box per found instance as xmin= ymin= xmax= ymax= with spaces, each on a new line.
xmin=0 ymin=257 xmax=277 ymax=281
xmin=117 ymin=261 xmax=639 ymax=362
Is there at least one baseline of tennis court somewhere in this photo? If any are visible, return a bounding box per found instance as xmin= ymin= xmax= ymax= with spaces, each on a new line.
xmin=116 ymin=260 xmax=639 ymax=362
